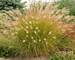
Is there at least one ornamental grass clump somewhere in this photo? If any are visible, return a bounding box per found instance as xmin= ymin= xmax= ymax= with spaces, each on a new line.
xmin=17 ymin=2 xmax=71 ymax=57
xmin=18 ymin=17 xmax=60 ymax=57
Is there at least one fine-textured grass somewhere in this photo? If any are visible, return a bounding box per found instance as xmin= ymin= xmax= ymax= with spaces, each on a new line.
xmin=0 ymin=1 xmax=73 ymax=57
xmin=17 ymin=3 xmax=71 ymax=57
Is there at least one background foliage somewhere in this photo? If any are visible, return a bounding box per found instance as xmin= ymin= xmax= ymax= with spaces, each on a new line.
xmin=0 ymin=0 xmax=26 ymax=10
xmin=58 ymin=0 xmax=75 ymax=16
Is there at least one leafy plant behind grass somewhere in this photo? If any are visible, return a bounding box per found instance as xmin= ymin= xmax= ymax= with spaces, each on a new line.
xmin=58 ymin=0 xmax=75 ymax=16
xmin=0 ymin=0 xmax=26 ymax=10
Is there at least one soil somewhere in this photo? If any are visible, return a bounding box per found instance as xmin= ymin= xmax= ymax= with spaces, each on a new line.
xmin=0 ymin=57 xmax=48 ymax=60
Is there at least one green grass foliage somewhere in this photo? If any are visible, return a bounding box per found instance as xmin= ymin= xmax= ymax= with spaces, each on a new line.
xmin=17 ymin=13 xmax=71 ymax=57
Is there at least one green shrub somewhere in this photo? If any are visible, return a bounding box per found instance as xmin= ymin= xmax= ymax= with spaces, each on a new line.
xmin=0 ymin=0 xmax=26 ymax=10
xmin=0 ymin=46 xmax=19 ymax=57
xmin=58 ymin=0 xmax=75 ymax=16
